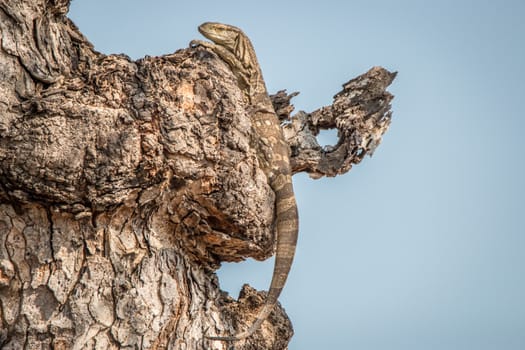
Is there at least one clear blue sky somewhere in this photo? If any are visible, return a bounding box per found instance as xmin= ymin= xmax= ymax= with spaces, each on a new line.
xmin=69 ymin=1 xmax=525 ymax=349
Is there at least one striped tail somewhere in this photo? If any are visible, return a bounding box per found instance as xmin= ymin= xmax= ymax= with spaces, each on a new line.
xmin=207 ymin=173 xmax=298 ymax=341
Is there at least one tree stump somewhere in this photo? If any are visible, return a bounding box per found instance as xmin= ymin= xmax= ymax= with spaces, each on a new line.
xmin=0 ymin=1 xmax=396 ymax=349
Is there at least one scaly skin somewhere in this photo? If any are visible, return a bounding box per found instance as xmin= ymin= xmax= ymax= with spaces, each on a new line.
xmin=191 ymin=22 xmax=299 ymax=341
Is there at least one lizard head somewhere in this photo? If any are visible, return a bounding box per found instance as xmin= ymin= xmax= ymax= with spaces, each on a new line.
xmin=198 ymin=22 xmax=243 ymax=51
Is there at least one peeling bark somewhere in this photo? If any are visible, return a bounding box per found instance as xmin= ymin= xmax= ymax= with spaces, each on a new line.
xmin=0 ymin=0 xmax=395 ymax=349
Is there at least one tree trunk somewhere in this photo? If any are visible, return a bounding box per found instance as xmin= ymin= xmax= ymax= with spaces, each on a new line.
xmin=0 ymin=1 xmax=395 ymax=349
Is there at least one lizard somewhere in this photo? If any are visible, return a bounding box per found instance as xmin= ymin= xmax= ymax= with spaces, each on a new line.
xmin=190 ymin=22 xmax=299 ymax=341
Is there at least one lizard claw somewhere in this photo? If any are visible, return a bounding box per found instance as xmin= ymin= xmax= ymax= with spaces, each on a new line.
xmin=189 ymin=39 xmax=201 ymax=48
xmin=189 ymin=39 xmax=217 ymax=51
xmin=189 ymin=39 xmax=212 ymax=49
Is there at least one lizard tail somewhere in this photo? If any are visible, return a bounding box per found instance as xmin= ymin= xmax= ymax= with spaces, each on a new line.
xmin=207 ymin=174 xmax=298 ymax=341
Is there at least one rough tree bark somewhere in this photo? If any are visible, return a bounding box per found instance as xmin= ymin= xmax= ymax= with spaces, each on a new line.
xmin=0 ymin=1 xmax=396 ymax=349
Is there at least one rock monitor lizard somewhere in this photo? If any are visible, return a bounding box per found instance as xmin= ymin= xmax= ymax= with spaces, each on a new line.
xmin=191 ymin=22 xmax=299 ymax=341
